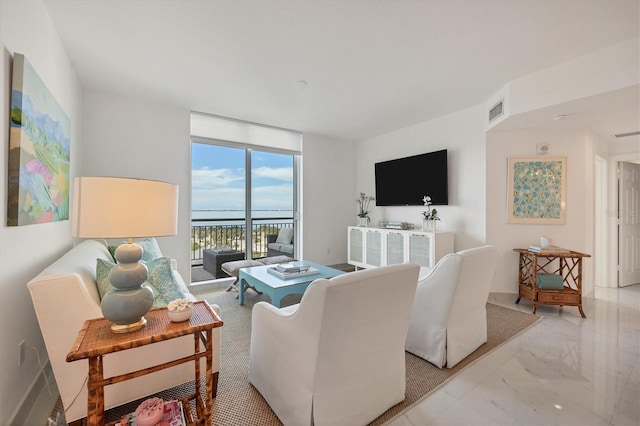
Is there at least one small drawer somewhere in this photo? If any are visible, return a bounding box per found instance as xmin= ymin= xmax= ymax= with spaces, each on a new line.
xmin=538 ymin=292 xmax=580 ymax=304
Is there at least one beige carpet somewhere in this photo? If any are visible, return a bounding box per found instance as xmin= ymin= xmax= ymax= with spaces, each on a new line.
xmin=51 ymin=291 xmax=540 ymax=425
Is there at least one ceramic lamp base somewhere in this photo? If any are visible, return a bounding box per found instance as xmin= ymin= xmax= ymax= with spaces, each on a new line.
xmin=101 ymin=240 xmax=154 ymax=333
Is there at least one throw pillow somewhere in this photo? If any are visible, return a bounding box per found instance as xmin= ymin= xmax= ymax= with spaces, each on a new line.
xmin=275 ymin=228 xmax=294 ymax=244
xmin=108 ymin=238 xmax=164 ymax=263
xmin=96 ymin=258 xmax=116 ymax=299
xmin=144 ymin=257 xmax=186 ymax=305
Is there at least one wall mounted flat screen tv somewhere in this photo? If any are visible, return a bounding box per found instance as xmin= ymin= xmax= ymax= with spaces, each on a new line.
xmin=375 ymin=149 xmax=448 ymax=206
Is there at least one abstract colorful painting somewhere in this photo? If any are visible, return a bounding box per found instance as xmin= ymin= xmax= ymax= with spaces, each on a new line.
xmin=7 ymin=53 xmax=70 ymax=226
xmin=507 ymin=157 xmax=566 ymax=224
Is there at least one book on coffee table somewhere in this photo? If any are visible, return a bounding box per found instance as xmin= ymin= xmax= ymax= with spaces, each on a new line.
xmin=267 ymin=265 xmax=320 ymax=279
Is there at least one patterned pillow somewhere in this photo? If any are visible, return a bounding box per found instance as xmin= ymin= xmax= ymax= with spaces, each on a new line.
xmin=108 ymin=238 xmax=164 ymax=263
xmin=143 ymin=257 xmax=186 ymax=305
xmin=96 ymin=257 xmax=184 ymax=307
xmin=96 ymin=258 xmax=117 ymax=299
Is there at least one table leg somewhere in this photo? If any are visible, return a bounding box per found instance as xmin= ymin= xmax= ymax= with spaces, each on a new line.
xmin=87 ymin=355 xmax=104 ymax=426
xmin=271 ymin=292 xmax=283 ymax=308
xmin=205 ymin=329 xmax=213 ymax=422
xmin=239 ymin=278 xmax=245 ymax=305
xmin=194 ymin=333 xmax=201 ymax=402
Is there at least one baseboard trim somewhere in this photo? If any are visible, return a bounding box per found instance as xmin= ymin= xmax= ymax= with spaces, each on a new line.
xmin=9 ymin=359 xmax=59 ymax=426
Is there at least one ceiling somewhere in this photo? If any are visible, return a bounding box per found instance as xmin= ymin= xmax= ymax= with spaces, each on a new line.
xmin=43 ymin=0 xmax=639 ymax=142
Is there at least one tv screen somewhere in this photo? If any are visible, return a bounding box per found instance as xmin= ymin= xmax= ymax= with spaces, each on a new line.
xmin=375 ymin=149 xmax=448 ymax=206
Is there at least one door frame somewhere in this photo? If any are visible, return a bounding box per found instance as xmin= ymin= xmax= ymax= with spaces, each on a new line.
xmin=191 ymin=137 xmax=301 ymax=260
xmin=606 ymin=153 xmax=640 ymax=288
xmin=594 ymin=155 xmax=607 ymax=288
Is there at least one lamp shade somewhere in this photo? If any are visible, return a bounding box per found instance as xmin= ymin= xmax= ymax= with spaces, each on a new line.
xmin=72 ymin=177 xmax=178 ymax=239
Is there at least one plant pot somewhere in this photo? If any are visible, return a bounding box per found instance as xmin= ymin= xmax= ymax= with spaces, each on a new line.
xmin=357 ymin=216 xmax=369 ymax=227
xmin=422 ymin=219 xmax=436 ymax=232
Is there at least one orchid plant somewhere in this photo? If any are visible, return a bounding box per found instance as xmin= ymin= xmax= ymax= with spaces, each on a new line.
xmin=422 ymin=196 xmax=440 ymax=221
xmin=356 ymin=192 xmax=375 ymax=218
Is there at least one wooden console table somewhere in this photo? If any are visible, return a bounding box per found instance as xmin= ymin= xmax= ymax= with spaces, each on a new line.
xmin=66 ymin=301 xmax=223 ymax=426
xmin=514 ymin=248 xmax=591 ymax=318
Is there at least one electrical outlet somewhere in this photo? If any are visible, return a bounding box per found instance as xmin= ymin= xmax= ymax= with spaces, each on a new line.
xmin=19 ymin=340 xmax=26 ymax=366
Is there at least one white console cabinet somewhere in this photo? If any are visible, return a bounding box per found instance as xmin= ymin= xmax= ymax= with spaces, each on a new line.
xmin=347 ymin=226 xmax=454 ymax=272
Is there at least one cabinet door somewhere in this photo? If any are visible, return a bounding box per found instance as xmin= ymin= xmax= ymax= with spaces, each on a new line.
xmin=386 ymin=232 xmax=406 ymax=265
xmin=409 ymin=233 xmax=433 ymax=267
xmin=365 ymin=229 xmax=383 ymax=267
xmin=348 ymin=227 xmax=364 ymax=265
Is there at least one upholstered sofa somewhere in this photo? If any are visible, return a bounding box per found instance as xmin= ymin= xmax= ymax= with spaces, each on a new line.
xmin=27 ymin=239 xmax=221 ymax=423
xmin=266 ymin=228 xmax=294 ymax=257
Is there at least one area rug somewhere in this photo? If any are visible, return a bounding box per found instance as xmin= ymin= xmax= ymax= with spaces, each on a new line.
xmin=51 ymin=291 xmax=540 ymax=425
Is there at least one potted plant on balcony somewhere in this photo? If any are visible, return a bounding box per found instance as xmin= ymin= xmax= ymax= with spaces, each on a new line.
xmin=422 ymin=195 xmax=440 ymax=232
xmin=356 ymin=192 xmax=375 ymax=227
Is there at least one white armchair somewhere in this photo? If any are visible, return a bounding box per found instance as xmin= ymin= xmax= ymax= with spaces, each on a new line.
xmin=405 ymin=245 xmax=498 ymax=368
xmin=248 ymin=263 xmax=420 ymax=426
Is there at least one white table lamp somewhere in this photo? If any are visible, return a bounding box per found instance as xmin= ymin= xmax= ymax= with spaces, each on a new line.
xmin=72 ymin=176 xmax=178 ymax=332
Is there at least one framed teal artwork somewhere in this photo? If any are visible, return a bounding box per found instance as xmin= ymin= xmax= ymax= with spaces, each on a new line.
xmin=7 ymin=53 xmax=70 ymax=226
xmin=507 ymin=156 xmax=566 ymax=224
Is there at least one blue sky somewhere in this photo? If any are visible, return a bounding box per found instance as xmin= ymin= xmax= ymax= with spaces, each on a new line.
xmin=191 ymin=143 xmax=293 ymax=211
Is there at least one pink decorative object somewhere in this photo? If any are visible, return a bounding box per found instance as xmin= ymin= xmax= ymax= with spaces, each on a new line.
xmin=135 ymin=397 xmax=165 ymax=426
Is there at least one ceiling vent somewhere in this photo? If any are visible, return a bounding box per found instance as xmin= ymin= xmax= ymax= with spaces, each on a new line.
xmin=488 ymin=100 xmax=504 ymax=123
xmin=615 ymin=131 xmax=640 ymax=138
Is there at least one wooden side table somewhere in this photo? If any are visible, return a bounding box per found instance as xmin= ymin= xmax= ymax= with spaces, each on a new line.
xmin=66 ymin=301 xmax=223 ymax=426
xmin=514 ymin=248 xmax=591 ymax=318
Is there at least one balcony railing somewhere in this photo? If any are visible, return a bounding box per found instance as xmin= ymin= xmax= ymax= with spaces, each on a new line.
xmin=191 ymin=217 xmax=293 ymax=265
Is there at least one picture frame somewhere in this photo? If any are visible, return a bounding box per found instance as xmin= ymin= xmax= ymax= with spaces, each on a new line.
xmin=7 ymin=53 xmax=70 ymax=226
xmin=507 ymin=156 xmax=566 ymax=224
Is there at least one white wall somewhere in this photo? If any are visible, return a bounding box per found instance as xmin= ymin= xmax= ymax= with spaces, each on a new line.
xmin=81 ymin=90 xmax=192 ymax=281
xmin=509 ymin=37 xmax=639 ymax=117
xmin=356 ymin=105 xmax=488 ymax=250
xmin=81 ymin=93 xmax=359 ymax=275
xmin=0 ymin=1 xmax=81 ymax=422
xmin=302 ymin=133 xmax=357 ymax=264
xmin=486 ymin=128 xmax=595 ymax=294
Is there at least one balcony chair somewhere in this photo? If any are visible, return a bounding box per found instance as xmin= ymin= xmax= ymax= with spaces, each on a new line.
xmin=405 ymin=245 xmax=498 ymax=368
xmin=266 ymin=227 xmax=294 ymax=257
xmin=249 ymin=263 xmax=420 ymax=426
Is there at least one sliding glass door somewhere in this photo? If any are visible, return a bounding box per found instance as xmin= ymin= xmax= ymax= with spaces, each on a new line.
xmin=191 ymin=140 xmax=296 ymax=266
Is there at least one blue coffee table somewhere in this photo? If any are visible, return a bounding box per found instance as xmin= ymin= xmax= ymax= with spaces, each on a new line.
xmin=238 ymin=261 xmax=344 ymax=307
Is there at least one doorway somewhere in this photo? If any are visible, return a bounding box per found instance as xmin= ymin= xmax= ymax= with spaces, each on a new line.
xmin=618 ymin=161 xmax=640 ymax=287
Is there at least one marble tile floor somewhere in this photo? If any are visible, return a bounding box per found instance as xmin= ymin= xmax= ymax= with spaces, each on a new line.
xmin=386 ymin=285 xmax=640 ymax=426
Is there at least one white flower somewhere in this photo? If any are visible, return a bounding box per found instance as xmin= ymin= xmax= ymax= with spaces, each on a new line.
xmin=422 ymin=195 xmax=440 ymax=221
xmin=356 ymin=192 xmax=375 ymax=218
xmin=168 ymin=298 xmax=193 ymax=312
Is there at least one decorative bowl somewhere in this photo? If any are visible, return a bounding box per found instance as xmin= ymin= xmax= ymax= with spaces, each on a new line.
xmin=168 ymin=306 xmax=192 ymax=322
xmin=167 ymin=298 xmax=194 ymax=322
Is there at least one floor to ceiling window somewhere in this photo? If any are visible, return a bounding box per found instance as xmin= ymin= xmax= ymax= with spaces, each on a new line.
xmin=190 ymin=139 xmax=297 ymax=266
